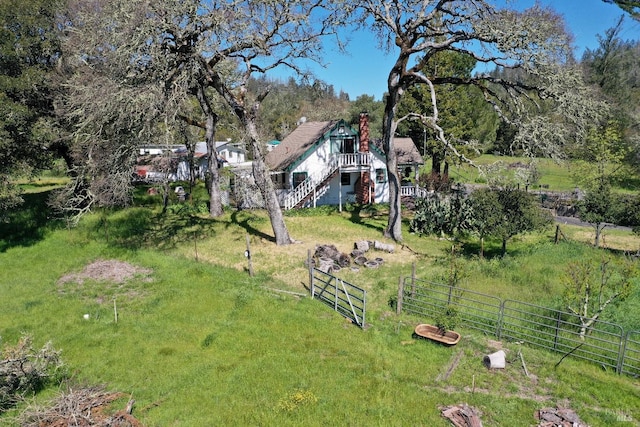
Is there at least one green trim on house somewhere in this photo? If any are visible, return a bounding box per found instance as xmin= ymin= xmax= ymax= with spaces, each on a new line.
xmin=284 ymin=119 xmax=358 ymax=173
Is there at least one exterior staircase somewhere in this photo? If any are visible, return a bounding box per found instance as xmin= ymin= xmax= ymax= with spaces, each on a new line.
xmin=283 ymin=156 xmax=339 ymax=210
xmin=282 ymin=153 xmax=372 ymax=210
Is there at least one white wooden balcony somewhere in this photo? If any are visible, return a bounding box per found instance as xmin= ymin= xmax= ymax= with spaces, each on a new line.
xmin=336 ymin=152 xmax=371 ymax=170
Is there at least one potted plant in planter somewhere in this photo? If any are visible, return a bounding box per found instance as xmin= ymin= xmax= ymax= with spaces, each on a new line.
xmin=434 ymin=305 xmax=460 ymax=335
xmin=414 ymin=305 xmax=461 ymax=345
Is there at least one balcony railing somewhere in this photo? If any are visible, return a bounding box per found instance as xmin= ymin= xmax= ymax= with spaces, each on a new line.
xmin=401 ymin=186 xmax=431 ymax=198
xmin=337 ymin=152 xmax=370 ymax=168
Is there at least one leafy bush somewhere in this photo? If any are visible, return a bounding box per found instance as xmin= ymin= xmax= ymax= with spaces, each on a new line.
xmin=434 ymin=305 xmax=460 ymax=333
xmin=410 ymin=192 xmax=472 ymax=238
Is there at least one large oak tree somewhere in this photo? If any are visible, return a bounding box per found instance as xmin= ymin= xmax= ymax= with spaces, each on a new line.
xmin=347 ymin=0 xmax=604 ymax=242
xmin=59 ymin=0 xmax=340 ymax=244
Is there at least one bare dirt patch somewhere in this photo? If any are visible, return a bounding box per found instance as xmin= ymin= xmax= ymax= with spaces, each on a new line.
xmin=57 ymin=259 xmax=153 ymax=303
xmin=58 ymin=259 xmax=152 ymax=285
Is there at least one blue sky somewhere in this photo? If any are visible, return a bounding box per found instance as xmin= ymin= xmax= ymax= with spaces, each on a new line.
xmin=275 ymin=1 xmax=640 ymax=101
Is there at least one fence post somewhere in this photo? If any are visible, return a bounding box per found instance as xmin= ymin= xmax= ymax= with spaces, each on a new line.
xmin=397 ymin=276 xmax=404 ymax=315
xmin=245 ymin=234 xmax=254 ymax=277
xmin=308 ymin=249 xmax=314 ymax=299
xmin=497 ymin=301 xmax=506 ymax=339
xmin=362 ymin=290 xmax=366 ymax=327
xmin=553 ymin=310 xmax=561 ymax=350
xmin=411 ymin=263 xmax=416 ymax=298
xmin=617 ymin=331 xmax=628 ymax=375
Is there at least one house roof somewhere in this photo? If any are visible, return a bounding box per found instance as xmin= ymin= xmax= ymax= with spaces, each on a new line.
xmin=173 ymin=141 xmax=245 ymax=156
xmin=265 ymin=120 xmax=337 ymax=171
xmin=391 ymin=137 xmax=424 ymax=165
xmin=265 ymin=120 xmax=424 ymax=172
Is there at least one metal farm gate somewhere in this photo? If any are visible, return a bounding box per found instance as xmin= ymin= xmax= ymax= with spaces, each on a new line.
xmin=309 ymin=268 xmax=366 ymax=328
xmin=498 ymin=299 xmax=625 ymax=372
xmin=622 ymin=331 xmax=640 ymax=377
xmin=397 ymin=276 xmax=502 ymax=335
xmin=398 ymin=276 xmax=639 ymax=376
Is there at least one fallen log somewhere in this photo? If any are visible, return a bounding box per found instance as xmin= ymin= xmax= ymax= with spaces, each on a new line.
xmin=373 ymin=240 xmax=395 ymax=253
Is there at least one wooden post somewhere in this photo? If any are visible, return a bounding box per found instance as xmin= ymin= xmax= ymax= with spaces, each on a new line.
xmin=518 ymin=349 xmax=530 ymax=378
xmin=113 ymin=298 xmax=118 ymax=323
xmin=411 ymin=262 xmax=416 ymax=298
xmin=308 ymin=249 xmax=314 ymax=298
xmin=339 ymin=177 xmax=342 ymax=212
xmin=396 ymin=276 xmax=404 ymax=315
xmin=194 ymin=231 xmax=199 ymax=262
xmin=245 ymin=234 xmax=254 ymax=277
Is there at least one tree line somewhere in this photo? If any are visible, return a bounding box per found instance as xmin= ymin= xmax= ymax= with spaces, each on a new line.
xmin=1 ymin=0 xmax=639 ymax=245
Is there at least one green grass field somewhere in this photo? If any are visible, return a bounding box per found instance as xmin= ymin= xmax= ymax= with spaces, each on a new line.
xmin=1 ymin=187 xmax=639 ymax=426
xmin=432 ymin=154 xmax=640 ymax=193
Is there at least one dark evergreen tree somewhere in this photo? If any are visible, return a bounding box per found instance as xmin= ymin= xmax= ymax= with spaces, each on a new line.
xmin=0 ymin=0 xmax=67 ymax=217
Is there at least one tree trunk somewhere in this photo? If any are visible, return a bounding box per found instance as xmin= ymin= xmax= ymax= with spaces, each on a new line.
xmin=161 ymin=180 xmax=170 ymax=214
xmin=431 ymin=150 xmax=442 ymax=176
xmin=244 ymin=110 xmax=293 ymax=246
xmin=382 ymin=84 xmax=403 ymax=242
xmin=594 ymin=223 xmax=604 ymax=248
xmin=208 ymin=66 xmax=291 ymax=245
xmin=204 ymin=116 xmax=224 ymax=217
xmin=195 ymin=85 xmax=224 ymax=217
xmin=501 ymin=238 xmax=507 ymax=257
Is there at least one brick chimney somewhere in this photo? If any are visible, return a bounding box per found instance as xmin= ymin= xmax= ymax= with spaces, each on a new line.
xmin=359 ymin=112 xmax=369 ymax=153
xmin=357 ymin=112 xmax=373 ymax=204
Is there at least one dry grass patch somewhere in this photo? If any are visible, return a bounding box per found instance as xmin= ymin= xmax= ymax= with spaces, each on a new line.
xmin=561 ymin=227 xmax=640 ymax=252
xmin=185 ymin=212 xmax=429 ymax=294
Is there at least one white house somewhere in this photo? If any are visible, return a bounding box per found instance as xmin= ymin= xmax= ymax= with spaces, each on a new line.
xmin=265 ymin=113 xmax=423 ymax=209
xmin=173 ymin=140 xmax=248 ymax=181
xmin=215 ymin=140 xmax=247 ymax=164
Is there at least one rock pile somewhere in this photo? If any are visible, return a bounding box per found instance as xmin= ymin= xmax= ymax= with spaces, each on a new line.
xmin=310 ymin=240 xmax=395 ymax=273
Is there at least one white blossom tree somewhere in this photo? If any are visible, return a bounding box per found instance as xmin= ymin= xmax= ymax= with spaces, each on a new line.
xmin=563 ymin=258 xmax=635 ymax=340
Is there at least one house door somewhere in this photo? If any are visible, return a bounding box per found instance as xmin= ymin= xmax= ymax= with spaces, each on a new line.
xmin=341 ymin=138 xmax=355 ymax=154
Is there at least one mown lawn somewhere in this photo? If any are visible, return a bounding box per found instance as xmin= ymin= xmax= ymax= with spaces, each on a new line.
xmin=1 ymin=192 xmax=639 ymax=426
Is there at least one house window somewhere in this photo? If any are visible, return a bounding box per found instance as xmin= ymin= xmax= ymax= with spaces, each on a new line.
xmin=341 ymin=138 xmax=355 ymax=154
xmin=341 ymin=173 xmax=351 ymax=185
xmin=293 ymin=172 xmax=308 ymax=188
xmin=375 ymin=169 xmax=386 ymax=183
